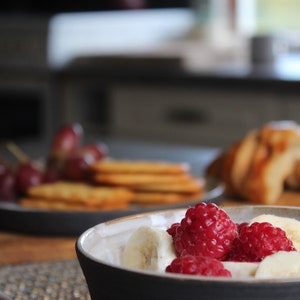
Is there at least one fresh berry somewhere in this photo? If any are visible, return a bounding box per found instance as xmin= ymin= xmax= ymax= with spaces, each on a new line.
xmin=43 ymin=165 xmax=64 ymax=183
xmin=226 ymin=222 xmax=296 ymax=262
xmin=50 ymin=123 xmax=83 ymax=159
xmin=15 ymin=161 xmax=44 ymax=195
xmin=237 ymin=222 xmax=249 ymax=233
xmin=79 ymin=143 xmax=108 ymax=161
xmin=224 ymin=222 xmax=250 ymax=261
xmin=167 ymin=203 xmax=237 ymax=260
xmin=63 ymin=152 xmax=95 ymax=181
xmin=166 ymin=254 xmax=231 ymax=277
xmin=0 ymin=171 xmax=16 ymax=201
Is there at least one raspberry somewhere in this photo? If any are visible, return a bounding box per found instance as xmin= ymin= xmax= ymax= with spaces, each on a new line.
xmin=167 ymin=203 xmax=237 ymax=260
xmin=166 ymin=254 xmax=231 ymax=277
xmin=226 ymin=222 xmax=296 ymax=262
xmin=237 ymin=222 xmax=249 ymax=233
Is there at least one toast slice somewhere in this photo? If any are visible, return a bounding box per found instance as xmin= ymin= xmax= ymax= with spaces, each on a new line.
xmin=242 ymin=122 xmax=300 ymax=204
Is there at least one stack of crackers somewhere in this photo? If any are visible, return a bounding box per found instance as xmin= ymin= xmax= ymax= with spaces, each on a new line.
xmin=19 ymin=159 xmax=205 ymax=211
xmin=90 ymin=160 xmax=204 ymax=206
xmin=20 ymin=181 xmax=134 ymax=211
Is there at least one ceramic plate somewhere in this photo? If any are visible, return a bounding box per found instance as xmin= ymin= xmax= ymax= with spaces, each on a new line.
xmin=0 ymin=177 xmax=222 ymax=236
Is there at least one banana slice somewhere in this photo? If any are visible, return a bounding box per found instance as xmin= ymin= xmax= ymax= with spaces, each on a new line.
xmin=255 ymin=251 xmax=300 ymax=278
xmin=250 ymin=214 xmax=300 ymax=250
xmin=223 ymin=262 xmax=258 ymax=278
xmin=123 ymin=226 xmax=176 ymax=272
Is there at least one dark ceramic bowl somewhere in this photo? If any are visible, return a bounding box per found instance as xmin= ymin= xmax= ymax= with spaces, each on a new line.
xmin=0 ymin=292 xmax=11 ymax=300
xmin=76 ymin=206 xmax=300 ymax=300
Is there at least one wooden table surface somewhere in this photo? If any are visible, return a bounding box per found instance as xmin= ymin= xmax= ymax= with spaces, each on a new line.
xmin=1 ymin=191 xmax=300 ymax=266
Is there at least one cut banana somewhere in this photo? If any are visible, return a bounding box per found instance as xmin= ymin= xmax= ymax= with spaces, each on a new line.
xmin=250 ymin=214 xmax=300 ymax=250
xmin=122 ymin=216 xmax=300 ymax=278
xmin=123 ymin=226 xmax=176 ymax=272
xmin=223 ymin=262 xmax=258 ymax=278
xmin=255 ymin=251 xmax=300 ymax=278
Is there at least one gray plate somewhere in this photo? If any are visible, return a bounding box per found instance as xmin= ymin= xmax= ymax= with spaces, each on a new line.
xmin=0 ymin=177 xmax=223 ymax=236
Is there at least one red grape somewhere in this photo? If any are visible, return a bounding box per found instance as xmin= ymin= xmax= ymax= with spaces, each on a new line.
xmin=63 ymin=152 xmax=95 ymax=181
xmin=111 ymin=0 xmax=146 ymax=9
xmin=43 ymin=155 xmax=65 ymax=183
xmin=79 ymin=143 xmax=108 ymax=161
xmin=0 ymin=159 xmax=10 ymax=177
xmin=0 ymin=171 xmax=16 ymax=202
xmin=63 ymin=142 xmax=108 ymax=181
xmin=15 ymin=161 xmax=44 ymax=195
xmin=43 ymin=166 xmax=64 ymax=183
xmin=0 ymin=159 xmax=16 ymax=201
xmin=50 ymin=123 xmax=83 ymax=159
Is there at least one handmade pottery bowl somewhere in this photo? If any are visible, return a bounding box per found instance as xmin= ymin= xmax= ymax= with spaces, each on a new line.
xmin=76 ymin=205 xmax=300 ymax=300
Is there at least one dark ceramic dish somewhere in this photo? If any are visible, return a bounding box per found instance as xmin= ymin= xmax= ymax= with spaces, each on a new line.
xmin=0 ymin=177 xmax=222 ymax=236
xmin=76 ymin=206 xmax=300 ymax=300
xmin=0 ymin=292 xmax=11 ymax=300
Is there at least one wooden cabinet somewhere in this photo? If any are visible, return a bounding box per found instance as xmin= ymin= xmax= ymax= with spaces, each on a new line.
xmin=110 ymin=84 xmax=284 ymax=147
xmin=55 ymin=67 xmax=300 ymax=148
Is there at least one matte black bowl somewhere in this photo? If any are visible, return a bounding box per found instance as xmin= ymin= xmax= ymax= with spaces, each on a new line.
xmin=0 ymin=292 xmax=11 ymax=300
xmin=76 ymin=206 xmax=300 ymax=300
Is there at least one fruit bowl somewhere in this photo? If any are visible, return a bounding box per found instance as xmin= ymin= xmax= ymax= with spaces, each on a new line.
xmin=76 ymin=205 xmax=300 ymax=300
xmin=0 ymin=292 xmax=10 ymax=300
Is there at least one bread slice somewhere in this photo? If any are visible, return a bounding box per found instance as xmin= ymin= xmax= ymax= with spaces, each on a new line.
xmin=229 ymin=130 xmax=259 ymax=197
xmin=206 ymin=120 xmax=300 ymax=204
xmin=242 ymin=122 xmax=300 ymax=204
xmin=285 ymin=161 xmax=300 ymax=189
xmin=205 ymin=152 xmax=225 ymax=180
xmin=206 ymin=130 xmax=259 ymax=199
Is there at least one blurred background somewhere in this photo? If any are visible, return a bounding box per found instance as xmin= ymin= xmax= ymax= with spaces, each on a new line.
xmin=1 ymin=0 xmax=300 ymax=149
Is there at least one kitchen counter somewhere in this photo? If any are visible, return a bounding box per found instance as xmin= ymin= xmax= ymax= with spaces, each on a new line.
xmin=55 ymin=52 xmax=300 ymax=93
xmin=49 ymin=8 xmax=300 ymax=86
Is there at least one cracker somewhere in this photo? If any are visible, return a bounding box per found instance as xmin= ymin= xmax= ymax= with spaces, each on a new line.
xmin=24 ymin=181 xmax=134 ymax=209
xmin=19 ymin=198 xmax=129 ymax=211
xmin=132 ymin=177 xmax=204 ymax=193
xmin=93 ymin=173 xmax=193 ymax=187
xmin=91 ymin=159 xmax=190 ymax=174
xmin=19 ymin=198 xmax=91 ymax=211
xmin=131 ymin=191 xmax=202 ymax=205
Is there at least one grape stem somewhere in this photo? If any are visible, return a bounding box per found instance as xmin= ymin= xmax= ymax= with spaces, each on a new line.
xmin=5 ymin=142 xmax=29 ymax=163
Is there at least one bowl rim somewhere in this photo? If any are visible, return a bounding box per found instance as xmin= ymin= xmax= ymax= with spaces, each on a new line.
xmin=76 ymin=205 xmax=300 ymax=285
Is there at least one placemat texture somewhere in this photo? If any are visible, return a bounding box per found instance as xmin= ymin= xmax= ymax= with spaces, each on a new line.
xmin=0 ymin=259 xmax=90 ymax=300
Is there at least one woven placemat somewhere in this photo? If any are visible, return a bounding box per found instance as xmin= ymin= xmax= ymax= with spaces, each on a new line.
xmin=0 ymin=259 xmax=90 ymax=300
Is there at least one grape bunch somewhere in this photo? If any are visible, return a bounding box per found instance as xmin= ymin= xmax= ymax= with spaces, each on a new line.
xmin=0 ymin=158 xmax=16 ymax=201
xmin=0 ymin=123 xmax=108 ymax=202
